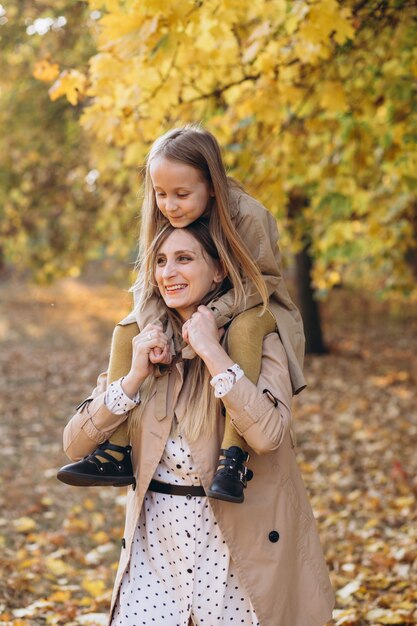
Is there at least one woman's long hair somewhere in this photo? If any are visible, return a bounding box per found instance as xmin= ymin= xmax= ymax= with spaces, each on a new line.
xmin=133 ymin=124 xmax=268 ymax=313
xmin=129 ymin=220 xmax=232 ymax=441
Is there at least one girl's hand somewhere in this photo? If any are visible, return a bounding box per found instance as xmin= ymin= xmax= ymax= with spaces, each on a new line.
xmin=122 ymin=324 xmax=169 ymax=398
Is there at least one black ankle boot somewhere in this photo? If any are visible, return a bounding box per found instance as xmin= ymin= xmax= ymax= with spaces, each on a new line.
xmin=207 ymin=446 xmax=252 ymax=503
xmin=57 ymin=441 xmax=136 ymax=488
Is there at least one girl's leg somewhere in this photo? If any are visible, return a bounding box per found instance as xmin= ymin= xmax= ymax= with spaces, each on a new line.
xmin=94 ymin=323 xmax=137 ymax=461
xmin=207 ymin=306 xmax=276 ymax=503
xmin=57 ymin=323 xmax=138 ymax=487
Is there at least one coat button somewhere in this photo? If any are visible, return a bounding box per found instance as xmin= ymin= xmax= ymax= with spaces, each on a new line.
xmin=268 ymin=530 xmax=280 ymax=543
xmin=121 ymin=537 xmax=126 ymax=548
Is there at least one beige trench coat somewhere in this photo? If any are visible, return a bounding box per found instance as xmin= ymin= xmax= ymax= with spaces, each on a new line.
xmin=63 ymin=329 xmax=334 ymax=626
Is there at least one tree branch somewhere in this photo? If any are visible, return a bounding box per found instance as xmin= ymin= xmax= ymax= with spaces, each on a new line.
xmin=183 ymin=72 xmax=261 ymax=105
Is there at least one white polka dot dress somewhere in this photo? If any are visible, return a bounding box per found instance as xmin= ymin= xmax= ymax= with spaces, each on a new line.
xmin=111 ymin=432 xmax=260 ymax=626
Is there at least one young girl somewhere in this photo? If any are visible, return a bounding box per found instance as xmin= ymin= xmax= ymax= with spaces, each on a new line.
xmin=58 ymin=125 xmax=306 ymax=503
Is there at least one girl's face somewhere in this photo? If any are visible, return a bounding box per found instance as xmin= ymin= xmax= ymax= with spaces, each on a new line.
xmin=150 ymin=156 xmax=213 ymax=227
xmin=154 ymin=229 xmax=223 ymax=321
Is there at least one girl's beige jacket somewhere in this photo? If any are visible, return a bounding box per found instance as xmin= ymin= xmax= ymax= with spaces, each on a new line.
xmin=63 ymin=329 xmax=334 ymax=626
xmin=126 ymin=186 xmax=307 ymax=395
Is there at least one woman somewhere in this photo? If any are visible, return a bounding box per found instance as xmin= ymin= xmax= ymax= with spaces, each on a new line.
xmin=62 ymin=220 xmax=334 ymax=625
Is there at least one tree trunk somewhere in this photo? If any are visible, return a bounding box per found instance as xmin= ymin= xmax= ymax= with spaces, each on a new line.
xmin=0 ymin=247 xmax=5 ymax=277
xmin=405 ymin=201 xmax=417 ymax=281
xmin=287 ymin=188 xmax=327 ymax=355
xmin=295 ymin=243 xmax=328 ymax=355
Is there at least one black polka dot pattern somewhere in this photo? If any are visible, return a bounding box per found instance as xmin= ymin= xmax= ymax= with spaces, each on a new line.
xmin=111 ymin=432 xmax=259 ymax=625
xmin=104 ymin=377 xmax=140 ymax=415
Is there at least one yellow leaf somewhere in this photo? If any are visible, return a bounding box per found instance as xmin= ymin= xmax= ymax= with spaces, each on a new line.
xmin=337 ymin=579 xmax=361 ymax=599
xmin=397 ymin=601 xmax=415 ymax=610
xmin=99 ymin=11 xmax=145 ymax=41
xmin=295 ymin=0 xmax=354 ymax=62
xmin=299 ymin=13 xmax=331 ymax=46
xmin=68 ymin=266 xmax=81 ymax=278
xmin=45 ymin=556 xmax=72 ymax=577
xmin=19 ymin=558 xmax=36 ymax=569
xmin=364 ymin=517 xmax=379 ymax=529
xmin=82 ymin=578 xmax=107 ymax=598
xmin=248 ymin=20 xmax=271 ymax=43
xmin=333 ymin=608 xmax=359 ymax=625
xmin=243 ymin=40 xmax=261 ymax=64
xmin=83 ymin=498 xmax=95 ymax=512
xmin=33 ymin=59 xmax=60 ymax=82
xmin=92 ymin=530 xmax=110 ymax=544
xmin=13 ymin=517 xmax=36 ymax=533
xmin=195 ymin=25 xmax=218 ymax=52
xmin=48 ymin=590 xmax=72 ymax=603
xmin=394 ymin=496 xmax=414 ymax=508
xmin=308 ymin=0 xmax=354 ymax=45
xmin=333 ymin=8 xmax=355 ymax=45
xmin=300 ymin=462 xmax=315 ymax=474
xmin=366 ymin=610 xmax=412 ymax=625
xmin=49 ymin=70 xmax=87 ymax=105
xmin=328 ymin=270 xmax=341 ymax=286
xmin=91 ymin=511 xmax=105 ymax=530
xmin=124 ymin=141 xmax=147 ymax=166
xmin=16 ymin=547 xmax=28 ymax=560
xmin=319 ymin=81 xmax=348 ymax=113
xmin=63 ymin=516 xmax=89 ymax=532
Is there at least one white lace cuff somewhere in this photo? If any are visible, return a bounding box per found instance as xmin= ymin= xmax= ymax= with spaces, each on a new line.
xmin=104 ymin=377 xmax=140 ymax=414
xmin=210 ymin=363 xmax=244 ymax=398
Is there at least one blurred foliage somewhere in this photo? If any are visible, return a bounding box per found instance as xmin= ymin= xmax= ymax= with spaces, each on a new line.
xmin=0 ymin=1 xmax=137 ymax=282
xmin=2 ymin=0 xmax=417 ymax=295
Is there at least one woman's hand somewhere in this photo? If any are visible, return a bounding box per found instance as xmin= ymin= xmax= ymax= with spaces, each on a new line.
xmin=122 ymin=323 xmax=169 ymax=398
xmin=182 ymin=306 xmax=232 ymax=377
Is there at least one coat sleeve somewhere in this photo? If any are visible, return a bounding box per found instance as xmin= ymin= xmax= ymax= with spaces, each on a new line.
xmin=208 ymin=192 xmax=284 ymax=326
xmin=62 ymin=371 xmax=130 ymax=461
xmin=219 ymin=333 xmax=293 ymax=455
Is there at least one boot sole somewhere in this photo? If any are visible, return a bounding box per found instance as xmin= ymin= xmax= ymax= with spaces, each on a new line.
xmin=206 ymin=488 xmax=244 ymax=503
xmin=57 ymin=470 xmax=135 ymax=487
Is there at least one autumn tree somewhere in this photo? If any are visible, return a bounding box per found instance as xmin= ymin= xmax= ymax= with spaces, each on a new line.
xmin=0 ymin=1 xmax=137 ymax=281
xmin=4 ymin=1 xmax=415 ymax=335
xmin=38 ymin=1 xmax=416 ymax=296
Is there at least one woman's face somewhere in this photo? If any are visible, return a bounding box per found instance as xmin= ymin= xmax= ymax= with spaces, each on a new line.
xmin=154 ymin=229 xmax=223 ymax=321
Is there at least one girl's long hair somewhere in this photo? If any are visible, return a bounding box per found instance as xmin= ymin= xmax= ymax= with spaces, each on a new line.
xmin=133 ymin=124 xmax=268 ymax=313
xmin=129 ymin=220 xmax=232 ymax=441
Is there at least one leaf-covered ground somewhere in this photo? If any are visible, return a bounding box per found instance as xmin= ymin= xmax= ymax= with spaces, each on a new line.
xmin=0 ymin=280 xmax=416 ymax=626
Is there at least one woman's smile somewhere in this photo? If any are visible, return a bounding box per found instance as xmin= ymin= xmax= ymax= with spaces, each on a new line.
xmin=164 ymin=283 xmax=188 ymax=293
xmin=155 ymin=229 xmax=223 ymax=321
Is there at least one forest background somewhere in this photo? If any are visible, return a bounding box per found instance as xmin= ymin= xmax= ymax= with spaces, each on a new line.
xmin=0 ymin=1 xmax=416 ymax=625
